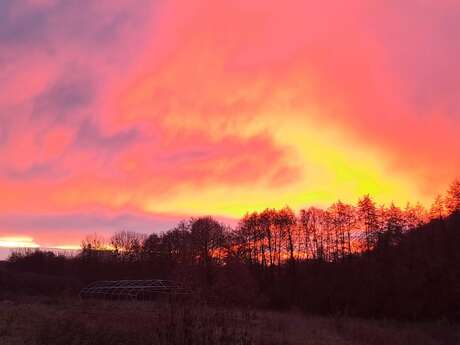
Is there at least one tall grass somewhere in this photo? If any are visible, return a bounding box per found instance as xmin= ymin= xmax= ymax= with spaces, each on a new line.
xmin=0 ymin=299 xmax=457 ymax=345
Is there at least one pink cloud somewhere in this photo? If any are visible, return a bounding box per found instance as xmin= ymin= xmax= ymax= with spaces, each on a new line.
xmin=1 ymin=0 xmax=459 ymax=245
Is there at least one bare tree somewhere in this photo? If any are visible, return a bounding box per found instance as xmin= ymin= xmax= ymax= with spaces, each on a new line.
xmin=357 ymin=195 xmax=379 ymax=252
xmin=81 ymin=233 xmax=106 ymax=251
xmin=445 ymin=178 xmax=460 ymax=215
xmin=276 ymin=207 xmax=297 ymax=265
xmin=161 ymin=221 xmax=193 ymax=265
xmin=260 ymin=209 xmax=275 ymax=269
xmin=429 ymin=194 xmax=447 ymax=220
xmin=328 ymin=201 xmax=355 ymax=260
xmin=190 ymin=217 xmax=227 ymax=267
xmin=404 ymin=202 xmax=427 ymax=230
xmin=110 ymin=230 xmax=147 ymax=261
xmin=381 ymin=203 xmax=405 ymax=247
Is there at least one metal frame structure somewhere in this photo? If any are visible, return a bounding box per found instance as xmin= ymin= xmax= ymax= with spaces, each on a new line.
xmin=79 ymin=279 xmax=191 ymax=300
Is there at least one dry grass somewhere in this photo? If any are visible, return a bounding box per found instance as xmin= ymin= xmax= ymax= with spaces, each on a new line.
xmin=0 ymin=298 xmax=457 ymax=345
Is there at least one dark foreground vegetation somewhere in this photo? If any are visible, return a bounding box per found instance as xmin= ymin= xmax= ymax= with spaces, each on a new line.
xmin=0 ymin=298 xmax=458 ymax=345
xmin=1 ymin=180 xmax=460 ymax=326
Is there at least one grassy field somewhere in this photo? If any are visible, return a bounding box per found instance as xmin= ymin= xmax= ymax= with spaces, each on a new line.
xmin=0 ymin=297 xmax=458 ymax=345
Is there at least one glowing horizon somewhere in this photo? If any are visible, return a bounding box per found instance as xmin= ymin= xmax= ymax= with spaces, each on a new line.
xmin=1 ymin=1 xmax=459 ymax=248
xmin=0 ymin=236 xmax=39 ymax=249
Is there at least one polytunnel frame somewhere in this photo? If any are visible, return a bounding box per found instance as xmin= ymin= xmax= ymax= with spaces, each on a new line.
xmin=79 ymin=279 xmax=192 ymax=300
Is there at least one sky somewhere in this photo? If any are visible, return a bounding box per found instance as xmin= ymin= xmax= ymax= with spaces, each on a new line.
xmin=0 ymin=0 xmax=459 ymax=250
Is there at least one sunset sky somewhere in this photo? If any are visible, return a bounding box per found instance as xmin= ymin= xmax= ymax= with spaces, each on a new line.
xmin=1 ymin=0 xmax=459 ymax=250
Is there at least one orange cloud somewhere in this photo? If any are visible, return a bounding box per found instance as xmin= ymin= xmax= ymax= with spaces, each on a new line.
xmin=1 ymin=0 xmax=459 ymax=247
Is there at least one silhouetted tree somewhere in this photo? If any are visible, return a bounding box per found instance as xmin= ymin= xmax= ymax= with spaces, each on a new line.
xmin=357 ymin=195 xmax=379 ymax=252
xmin=403 ymin=202 xmax=427 ymax=231
xmin=143 ymin=233 xmax=162 ymax=258
xmin=429 ymin=194 xmax=447 ymax=220
xmin=379 ymin=203 xmax=405 ymax=248
xmin=81 ymin=233 xmax=106 ymax=251
xmin=161 ymin=221 xmax=192 ymax=265
xmin=329 ymin=201 xmax=355 ymax=259
xmin=445 ymin=178 xmax=460 ymax=214
xmin=190 ymin=217 xmax=227 ymax=286
xmin=110 ymin=230 xmax=147 ymax=261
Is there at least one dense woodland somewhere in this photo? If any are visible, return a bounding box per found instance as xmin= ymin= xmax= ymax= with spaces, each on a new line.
xmin=2 ymin=179 xmax=460 ymax=320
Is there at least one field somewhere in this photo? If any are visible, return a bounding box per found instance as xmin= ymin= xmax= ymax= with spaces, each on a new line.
xmin=0 ymin=298 xmax=458 ymax=345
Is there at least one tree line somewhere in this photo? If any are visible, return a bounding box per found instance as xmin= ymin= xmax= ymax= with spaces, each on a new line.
xmin=5 ymin=179 xmax=460 ymax=320
xmin=80 ymin=179 xmax=459 ymax=265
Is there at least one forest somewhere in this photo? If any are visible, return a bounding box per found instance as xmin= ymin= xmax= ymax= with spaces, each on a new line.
xmin=2 ymin=179 xmax=460 ymax=320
